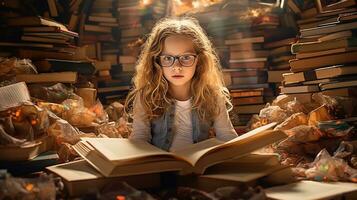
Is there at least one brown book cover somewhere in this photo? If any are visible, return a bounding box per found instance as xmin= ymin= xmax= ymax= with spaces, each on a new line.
xmin=229 ymin=61 xmax=266 ymax=69
xmin=289 ymin=51 xmax=357 ymax=72
xmin=230 ymin=88 xmax=265 ymax=98
xmin=315 ymin=64 xmax=357 ymax=79
xmin=7 ymin=16 xmax=68 ymax=30
xmin=47 ymin=160 xmax=161 ymax=197
xmin=21 ymin=35 xmax=68 ymax=44
xmin=291 ymin=37 xmax=357 ymax=54
xmin=320 ymin=79 xmax=357 ymax=91
xmin=280 ymin=85 xmax=320 ymax=94
xmin=321 ymin=87 xmax=357 ymax=97
xmin=264 ymin=38 xmax=296 ymax=49
xmin=296 ymin=47 xmax=357 ymax=59
xmin=300 ymin=21 xmax=357 ymax=38
xmin=88 ymin=16 xmax=117 ymax=23
xmin=233 ymin=96 xmax=264 ymax=106
xmin=18 ymin=49 xmax=75 ymax=60
xmin=16 ymin=72 xmax=77 ymax=83
xmin=84 ymin=24 xmax=112 ymax=33
xmin=230 ymin=50 xmax=269 ymax=60
xmin=283 ymin=71 xmax=316 ymax=85
xmin=229 ymin=43 xmax=263 ymax=51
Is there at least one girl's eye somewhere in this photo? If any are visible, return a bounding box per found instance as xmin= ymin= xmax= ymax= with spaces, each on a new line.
xmin=181 ymin=55 xmax=193 ymax=61
xmin=163 ymin=56 xmax=173 ymax=61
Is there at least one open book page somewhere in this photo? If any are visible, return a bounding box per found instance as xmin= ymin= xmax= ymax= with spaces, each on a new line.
xmin=82 ymin=138 xmax=180 ymax=164
xmin=47 ymin=159 xmax=102 ymax=182
xmin=174 ymin=123 xmax=283 ymax=174
xmin=173 ymin=138 xmax=225 ymax=166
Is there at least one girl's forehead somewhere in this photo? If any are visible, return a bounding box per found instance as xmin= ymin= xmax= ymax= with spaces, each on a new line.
xmin=162 ymin=35 xmax=195 ymax=54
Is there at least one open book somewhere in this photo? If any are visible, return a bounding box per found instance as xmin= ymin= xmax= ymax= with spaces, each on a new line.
xmin=73 ymin=123 xmax=286 ymax=177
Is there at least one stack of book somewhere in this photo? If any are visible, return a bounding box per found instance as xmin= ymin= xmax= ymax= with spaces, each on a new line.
xmin=96 ymin=0 xmax=167 ymax=105
xmin=0 ymin=15 xmax=98 ymax=85
xmin=265 ymin=37 xmax=297 ymax=96
xmin=281 ymin=1 xmax=357 ymax=98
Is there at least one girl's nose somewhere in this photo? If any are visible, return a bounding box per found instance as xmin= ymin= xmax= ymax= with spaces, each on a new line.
xmin=172 ymin=62 xmax=183 ymax=72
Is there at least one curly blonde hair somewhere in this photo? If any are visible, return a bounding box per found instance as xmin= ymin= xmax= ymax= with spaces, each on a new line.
xmin=125 ymin=17 xmax=231 ymax=122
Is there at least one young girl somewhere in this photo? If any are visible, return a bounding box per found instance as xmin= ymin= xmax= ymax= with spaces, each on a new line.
xmin=126 ymin=17 xmax=238 ymax=152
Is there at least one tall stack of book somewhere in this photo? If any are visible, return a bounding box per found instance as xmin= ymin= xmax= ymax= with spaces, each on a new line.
xmin=0 ymin=14 xmax=98 ymax=86
xmin=264 ymin=3 xmax=299 ymax=97
xmin=281 ymin=1 xmax=357 ymax=99
xmin=97 ymin=0 xmax=167 ymax=105
xmin=183 ymin=1 xmax=278 ymax=128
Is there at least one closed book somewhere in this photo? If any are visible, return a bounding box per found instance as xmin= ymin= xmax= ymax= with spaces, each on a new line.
xmin=16 ymin=72 xmax=77 ymax=83
xmin=21 ymin=35 xmax=68 ymax=44
xmin=315 ymin=65 xmax=357 ymax=79
xmin=230 ymin=50 xmax=269 ymax=60
xmin=23 ymin=26 xmax=78 ymax=37
xmin=228 ymin=83 xmax=270 ymax=90
xmin=318 ymin=30 xmax=357 ymax=42
xmin=7 ymin=16 xmax=68 ymax=31
xmin=232 ymin=76 xmax=267 ymax=85
xmin=230 ymin=57 xmax=267 ymax=63
xmin=296 ymin=47 xmax=357 ymax=59
xmin=0 ymin=42 xmax=54 ymax=48
xmin=300 ymin=21 xmax=357 ymax=38
xmin=283 ymin=71 xmax=316 ymax=85
xmin=320 ymin=79 xmax=357 ymax=91
xmin=18 ymin=49 xmax=76 ymax=60
xmin=33 ymin=59 xmax=96 ymax=74
xmin=230 ymin=88 xmax=265 ymax=98
xmin=222 ymin=69 xmax=266 ymax=78
xmin=291 ymin=37 xmax=357 ymax=54
xmin=88 ymin=16 xmax=117 ymax=23
xmin=289 ymin=51 xmax=357 ymax=72
xmin=229 ymin=61 xmax=266 ymax=69
xmin=84 ymin=24 xmax=112 ymax=33
xmin=321 ymin=87 xmax=357 ymax=97
xmin=232 ymin=96 xmax=264 ymax=105
xmin=229 ymin=43 xmax=263 ymax=51
xmin=72 ymin=123 xmax=285 ymax=177
xmin=264 ymin=38 xmax=296 ymax=49
xmin=280 ymin=85 xmax=320 ymax=94
xmin=46 ymin=160 xmax=161 ymax=197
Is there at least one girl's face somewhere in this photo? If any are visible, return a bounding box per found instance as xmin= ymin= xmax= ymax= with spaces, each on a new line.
xmin=159 ymin=35 xmax=198 ymax=88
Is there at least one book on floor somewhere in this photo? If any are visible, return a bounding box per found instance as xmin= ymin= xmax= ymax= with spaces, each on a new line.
xmin=72 ymin=123 xmax=286 ymax=177
xmin=46 ymin=159 xmax=161 ymax=197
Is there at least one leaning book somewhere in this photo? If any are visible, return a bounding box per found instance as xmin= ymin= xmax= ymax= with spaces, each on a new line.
xmin=73 ymin=123 xmax=286 ymax=177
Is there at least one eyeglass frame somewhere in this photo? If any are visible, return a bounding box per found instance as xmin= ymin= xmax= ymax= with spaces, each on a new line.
xmin=155 ymin=54 xmax=198 ymax=68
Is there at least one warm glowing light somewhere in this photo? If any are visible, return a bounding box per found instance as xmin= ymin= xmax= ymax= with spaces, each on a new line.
xmin=25 ymin=183 xmax=34 ymax=191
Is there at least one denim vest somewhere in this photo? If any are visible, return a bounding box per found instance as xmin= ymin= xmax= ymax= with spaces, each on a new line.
xmin=151 ymin=104 xmax=211 ymax=151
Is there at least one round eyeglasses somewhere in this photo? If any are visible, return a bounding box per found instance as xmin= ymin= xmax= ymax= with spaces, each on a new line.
xmin=156 ymin=54 xmax=197 ymax=67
